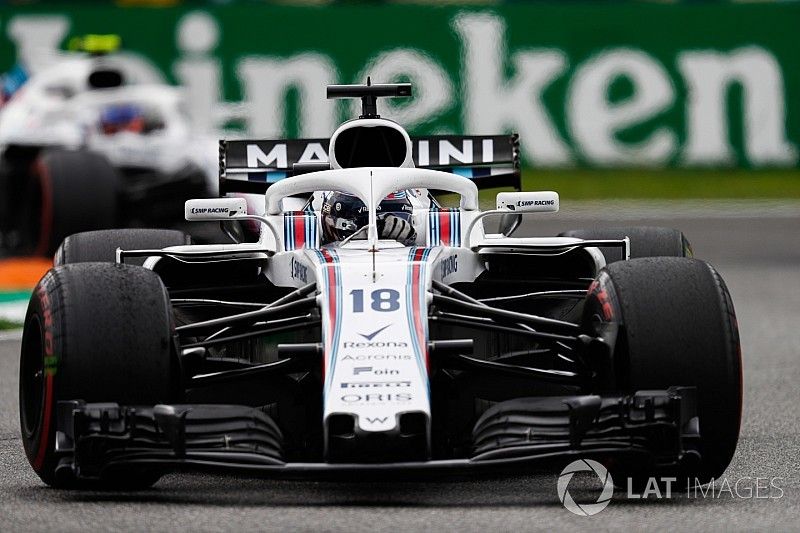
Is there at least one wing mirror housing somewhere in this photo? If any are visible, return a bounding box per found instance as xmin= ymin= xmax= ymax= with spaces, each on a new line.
xmin=496 ymin=191 xmax=559 ymax=213
xmin=185 ymin=198 xmax=247 ymax=221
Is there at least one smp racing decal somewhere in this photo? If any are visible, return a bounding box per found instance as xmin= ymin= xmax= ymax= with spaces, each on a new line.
xmin=189 ymin=207 xmax=238 ymax=216
xmin=439 ymin=255 xmax=458 ymax=279
xmin=290 ymin=257 xmax=309 ymax=283
xmin=517 ymin=199 xmax=555 ymax=207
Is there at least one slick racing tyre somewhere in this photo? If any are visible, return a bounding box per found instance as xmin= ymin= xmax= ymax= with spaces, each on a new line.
xmin=19 ymin=263 xmax=177 ymax=488
xmin=55 ymin=228 xmax=191 ymax=266
xmin=558 ymin=226 xmax=692 ymax=264
xmin=583 ymin=257 xmax=741 ymax=483
xmin=25 ymin=149 xmax=119 ymax=257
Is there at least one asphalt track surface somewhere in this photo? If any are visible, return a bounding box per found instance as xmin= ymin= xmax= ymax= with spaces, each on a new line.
xmin=1 ymin=205 xmax=798 ymax=532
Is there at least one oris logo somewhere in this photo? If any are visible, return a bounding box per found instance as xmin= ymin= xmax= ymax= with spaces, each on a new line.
xmin=341 ymin=393 xmax=413 ymax=404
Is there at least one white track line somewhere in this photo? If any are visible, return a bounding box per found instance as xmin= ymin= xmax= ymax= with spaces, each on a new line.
xmin=0 ymin=329 xmax=22 ymax=342
xmin=0 ymin=300 xmax=28 ymax=325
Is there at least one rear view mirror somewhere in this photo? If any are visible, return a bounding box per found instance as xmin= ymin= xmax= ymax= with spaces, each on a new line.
xmin=185 ymin=198 xmax=247 ymax=221
xmin=496 ymin=191 xmax=559 ymax=213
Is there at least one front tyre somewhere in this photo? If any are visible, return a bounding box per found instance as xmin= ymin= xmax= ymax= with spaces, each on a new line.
xmin=54 ymin=228 xmax=191 ymax=266
xmin=559 ymin=226 xmax=692 ymax=263
xmin=584 ymin=257 xmax=741 ymax=483
xmin=19 ymin=263 xmax=176 ymax=488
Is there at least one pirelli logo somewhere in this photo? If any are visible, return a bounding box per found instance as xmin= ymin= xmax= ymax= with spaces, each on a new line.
xmin=340 ymin=381 xmax=412 ymax=389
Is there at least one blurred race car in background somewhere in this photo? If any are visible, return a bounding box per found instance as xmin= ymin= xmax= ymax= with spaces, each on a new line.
xmin=0 ymin=35 xmax=218 ymax=256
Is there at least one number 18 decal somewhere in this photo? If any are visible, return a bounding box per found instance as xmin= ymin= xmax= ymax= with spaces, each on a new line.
xmin=350 ymin=289 xmax=400 ymax=312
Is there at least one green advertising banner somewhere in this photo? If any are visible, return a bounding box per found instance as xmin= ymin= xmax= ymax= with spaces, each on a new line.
xmin=1 ymin=3 xmax=799 ymax=168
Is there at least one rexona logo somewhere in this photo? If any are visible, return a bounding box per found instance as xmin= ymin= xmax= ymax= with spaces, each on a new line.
xmin=342 ymin=340 xmax=409 ymax=349
xmin=518 ymin=200 xmax=555 ymax=206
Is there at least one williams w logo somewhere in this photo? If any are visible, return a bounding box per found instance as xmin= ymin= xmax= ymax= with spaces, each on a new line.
xmin=358 ymin=324 xmax=391 ymax=341
xmin=557 ymin=459 xmax=615 ymax=516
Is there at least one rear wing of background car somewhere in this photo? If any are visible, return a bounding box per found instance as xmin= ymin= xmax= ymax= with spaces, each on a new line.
xmin=218 ymin=134 xmax=520 ymax=196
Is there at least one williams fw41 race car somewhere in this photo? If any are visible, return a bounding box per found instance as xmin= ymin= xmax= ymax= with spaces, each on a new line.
xmin=19 ymin=83 xmax=741 ymax=489
xmin=0 ymin=36 xmax=217 ymax=256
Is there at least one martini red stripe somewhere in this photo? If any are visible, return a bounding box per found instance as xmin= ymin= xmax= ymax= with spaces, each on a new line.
xmin=293 ymin=215 xmax=306 ymax=249
xmin=439 ymin=211 xmax=451 ymax=246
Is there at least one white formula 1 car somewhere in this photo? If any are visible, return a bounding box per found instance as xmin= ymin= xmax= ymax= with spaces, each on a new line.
xmin=18 ymin=83 xmax=741 ymax=489
xmin=0 ymin=37 xmax=217 ymax=255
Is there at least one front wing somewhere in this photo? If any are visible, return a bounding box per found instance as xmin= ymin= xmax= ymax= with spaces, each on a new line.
xmin=53 ymin=388 xmax=701 ymax=482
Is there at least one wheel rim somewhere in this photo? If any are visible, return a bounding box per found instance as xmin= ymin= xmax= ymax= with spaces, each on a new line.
xmin=20 ymin=313 xmax=45 ymax=438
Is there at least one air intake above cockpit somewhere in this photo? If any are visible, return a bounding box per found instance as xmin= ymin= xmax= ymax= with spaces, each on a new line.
xmin=332 ymin=124 xmax=408 ymax=168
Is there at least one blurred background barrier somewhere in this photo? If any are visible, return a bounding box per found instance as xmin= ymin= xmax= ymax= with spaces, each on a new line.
xmin=2 ymin=1 xmax=798 ymax=328
xmin=2 ymin=2 xmax=799 ymax=171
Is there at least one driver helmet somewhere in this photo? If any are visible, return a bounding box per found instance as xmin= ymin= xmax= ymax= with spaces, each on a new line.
xmin=321 ymin=190 xmax=415 ymax=245
xmin=99 ymin=103 xmax=145 ymax=135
